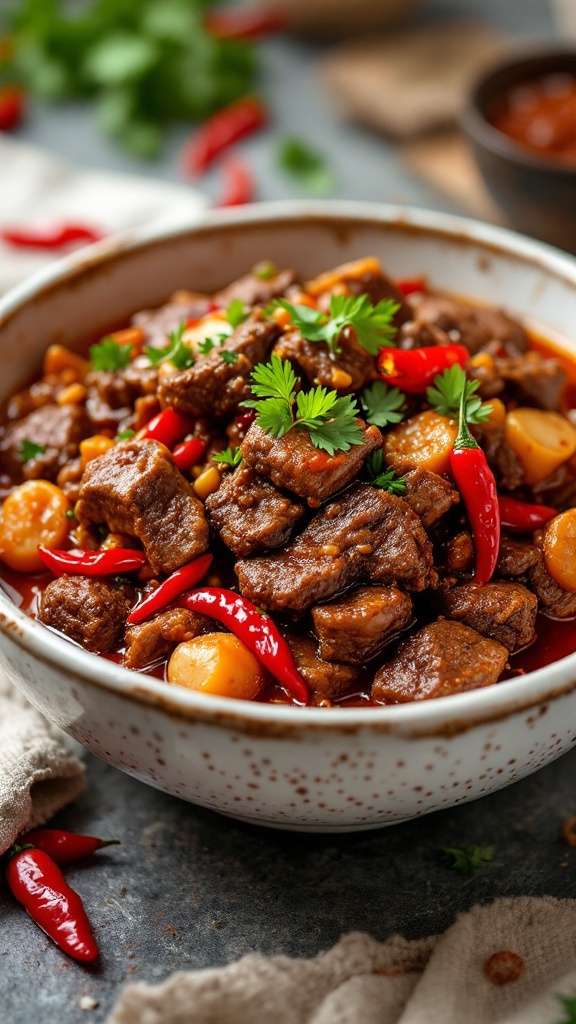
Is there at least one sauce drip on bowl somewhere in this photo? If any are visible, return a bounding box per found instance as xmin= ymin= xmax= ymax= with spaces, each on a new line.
xmin=488 ymin=72 xmax=576 ymax=165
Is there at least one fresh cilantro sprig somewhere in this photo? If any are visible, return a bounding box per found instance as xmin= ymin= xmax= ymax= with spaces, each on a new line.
xmin=440 ymin=844 xmax=495 ymax=875
xmin=213 ymin=446 xmax=242 ymax=469
xmin=270 ymin=294 xmax=398 ymax=357
xmin=278 ymin=137 xmax=336 ymax=196
xmin=361 ymin=380 xmax=405 ymax=428
xmin=366 ymin=450 xmax=406 ymax=495
xmin=221 ymin=350 xmax=240 ymax=365
xmin=427 ymin=365 xmax=492 ymax=424
xmin=145 ymin=322 xmax=194 ymax=370
xmin=226 ymin=299 xmax=248 ymax=329
xmin=18 ymin=439 xmax=46 ymax=462
xmin=90 ymin=336 xmax=132 ymax=372
xmin=243 ymin=355 xmax=365 ymax=455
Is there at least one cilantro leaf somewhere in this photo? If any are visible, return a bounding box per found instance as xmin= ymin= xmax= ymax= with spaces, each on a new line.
xmin=440 ymin=844 xmax=495 ymax=875
xmin=427 ymin=365 xmax=492 ymax=424
xmin=145 ymin=322 xmax=194 ymax=370
xmin=305 ymin=396 xmax=364 ymax=455
xmin=213 ymin=446 xmax=242 ymax=469
xmin=220 ymin=350 xmax=240 ymax=365
xmin=18 ymin=439 xmax=46 ymax=462
xmin=116 ymin=429 xmax=136 ymax=441
xmin=244 ymin=354 xmax=297 ymax=406
xmin=295 ymin=385 xmax=338 ymax=426
xmin=226 ymin=299 xmax=248 ymax=329
xmin=90 ymin=336 xmax=132 ymax=372
xmin=278 ymin=137 xmax=336 ymax=196
xmin=254 ymin=396 xmax=294 ymax=438
xmin=197 ymin=337 xmax=216 ymax=356
xmin=366 ymin=450 xmax=406 ymax=494
xmin=361 ymin=380 xmax=405 ymax=427
xmin=271 ymin=294 xmax=398 ymax=356
xmin=252 ymin=260 xmax=277 ymax=280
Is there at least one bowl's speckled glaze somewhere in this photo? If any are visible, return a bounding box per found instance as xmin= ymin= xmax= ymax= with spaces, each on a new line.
xmin=2 ymin=201 xmax=576 ymax=832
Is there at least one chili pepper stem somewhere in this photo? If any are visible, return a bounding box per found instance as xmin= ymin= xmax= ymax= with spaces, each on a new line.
xmin=455 ymin=385 xmax=479 ymax=450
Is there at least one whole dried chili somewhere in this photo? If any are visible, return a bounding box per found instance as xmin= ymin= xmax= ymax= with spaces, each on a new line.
xmin=204 ymin=7 xmax=288 ymax=39
xmin=449 ymin=388 xmax=500 ymax=585
xmin=6 ymin=845 xmax=99 ymax=962
xmin=498 ymin=495 xmax=557 ymax=532
xmin=179 ymin=587 xmax=309 ymax=704
xmin=128 ymin=553 xmax=213 ymax=625
xmin=180 ymin=96 xmax=267 ymax=176
xmin=1 ymin=222 xmax=104 ymax=249
xmin=0 ymin=85 xmax=25 ymax=131
xmin=38 ymin=547 xmax=147 ymax=577
xmin=217 ymin=156 xmax=255 ymax=207
xmin=172 ymin=437 xmax=207 ymax=472
xmin=140 ymin=408 xmax=195 ymax=449
xmin=21 ymin=829 xmax=119 ymax=866
xmin=378 ymin=344 xmax=469 ymax=393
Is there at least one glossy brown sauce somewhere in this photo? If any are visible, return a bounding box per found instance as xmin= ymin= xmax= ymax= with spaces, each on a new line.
xmin=489 ymin=72 xmax=576 ymax=165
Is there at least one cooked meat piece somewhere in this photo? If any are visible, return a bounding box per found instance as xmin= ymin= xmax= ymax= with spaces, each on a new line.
xmin=371 ymin=620 xmax=508 ymax=703
xmin=396 ymin=319 xmax=453 ymax=350
xmin=498 ymin=353 xmax=565 ymax=411
xmin=401 ymin=467 xmax=459 ymax=528
xmin=284 ymin=633 xmax=361 ymax=703
xmin=471 ymin=419 xmax=525 ymax=492
xmin=236 ymin=484 xmax=436 ymax=613
xmin=75 ymin=439 xmax=209 ymax=574
xmin=5 ymin=380 xmax=60 ymax=422
xmin=526 ymin=551 xmax=576 ymax=619
xmin=444 ymin=531 xmax=474 ymax=574
xmin=132 ymin=292 xmax=213 ymax=349
xmin=158 ymin=316 xmax=280 ymax=417
xmin=205 ymin=464 xmax=305 ymax=557
xmin=39 ymin=575 xmax=129 ymax=652
xmin=312 ymin=586 xmax=413 ymax=665
xmin=124 ymin=607 xmax=214 ymax=670
xmin=497 ymin=537 xmax=541 ymax=578
xmin=214 ymin=268 xmax=298 ymax=308
xmin=56 ymin=456 xmax=83 ymax=504
xmin=273 ymin=330 xmax=377 ymax=393
xmin=439 ymin=581 xmax=537 ymax=652
xmin=0 ymin=404 xmax=89 ymax=482
xmin=85 ymin=364 xmax=159 ymax=431
xmin=343 ymin=269 xmax=411 ymax=327
xmin=408 ymin=294 xmax=528 ymax=355
xmin=241 ymin=420 xmax=381 ymax=506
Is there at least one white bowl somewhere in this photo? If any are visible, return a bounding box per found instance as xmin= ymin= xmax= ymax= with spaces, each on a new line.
xmin=2 ymin=201 xmax=576 ymax=833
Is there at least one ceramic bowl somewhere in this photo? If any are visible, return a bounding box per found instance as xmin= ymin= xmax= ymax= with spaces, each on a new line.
xmin=2 ymin=201 xmax=576 ymax=833
xmin=463 ymin=49 xmax=576 ymax=253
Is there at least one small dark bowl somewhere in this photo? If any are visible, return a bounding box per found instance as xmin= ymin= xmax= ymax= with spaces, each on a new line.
xmin=463 ymin=49 xmax=576 ymax=253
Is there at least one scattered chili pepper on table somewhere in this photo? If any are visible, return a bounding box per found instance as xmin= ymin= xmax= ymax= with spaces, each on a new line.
xmin=38 ymin=547 xmax=147 ymax=577
xmin=172 ymin=437 xmax=207 ymax=472
xmin=450 ymin=389 xmax=500 ymax=585
xmin=0 ymin=84 xmax=25 ymax=131
xmin=128 ymin=553 xmax=213 ymax=625
xmin=498 ymin=495 xmax=558 ymax=532
xmin=378 ymin=344 xmax=469 ymax=393
xmin=140 ymin=408 xmax=195 ymax=449
xmin=180 ymin=96 xmax=267 ymax=176
xmin=21 ymin=828 xmax=119 ymax=866
xmin=1 ymin=222 xmax=104 ymax=249
xmin=6 ymin=845 xmax=99 ymax=962
xmin=204 ymin=7 xmax=288 ymax=39
xmin=179 ymin=588 xmax=310 ymax=704
xmin=217 ymin=156 xmax=255 ymax=207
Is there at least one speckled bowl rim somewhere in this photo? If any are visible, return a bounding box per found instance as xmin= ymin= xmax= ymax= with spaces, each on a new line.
xmin=2 ymin=199 xmax=576 ymax=734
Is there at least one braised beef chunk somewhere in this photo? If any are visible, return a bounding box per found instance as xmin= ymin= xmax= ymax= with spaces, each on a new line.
xmin=471 ymin=418 xmax=525 ymax=492
xmin=273 ymin=331 xmax=377 ymax=393
xmin=497 ymin=537 xmax=540 ymax=578
xmin=371 ymin=621 xmax=508 ymax=703
xmin=214 ymin=268 xmax=298 ymax=308
xmin=408 ymin=294 xmax=528 ymax=355
xmin=306 ymin=259 xmax=411 ymax=328
xmin=0 ymin=404 xmax=89 ymax=482
xmin=75 ymin=439 xmax=209 ymax=574
xmin=526 ymin=551 xmax=576 ymax=619
xmin=158 ymin=316 xmax=280 ymax=417
xmin=205 ymin=464 xmax=304 ymax=557
xmin=236 ymin=484 xmax=436 ymax=613
xmin=124 ymin=608 xmax=214 ymax=670
xmin=497 ymin=353 xmax=565 ymax=411
xmin=39 ymin=575 xmax=129 ymax=652
xmin=312 ymin=586 xmax=413 ymax=665
xmin=401 ymin=467 xmax=459 ymax=528
xmin=343 ymin=270 xmax=410 ymax=327
xmin=132 ymin=292 xmax=212 ymax=349
xmin=439 ymin=581 xmax=537 ymax=652
xmin=284 ymin=633 xmax=361 ymax=703
xmin=241 ymin=420 xmax=381 ymax=506
xmin=444 ymin=531 xmax=474 ymax=574
xmin=85 ymin=365 xmax=159 ymax=431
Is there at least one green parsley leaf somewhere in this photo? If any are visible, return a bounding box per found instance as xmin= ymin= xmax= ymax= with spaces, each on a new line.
xmin=427 ymin=365 xmax=492 ymax=424
xmin=213 ymin=446 xmax=242 ymax=469
xmin=366 ymin=450 xmax=407 ymax=494
xmin=278 ymin=137 xmax=336 ymax=196
xmin=440 ymin=844 xmax=495 ymax=875
xmin=197 ymin=337 xmax=216 ymax=356
xmin=145 ymin=322 xmax=194 ymax=370
xmin=271 ymin=294 xmax=398 ymax=356
xmin=18 ymin=439 xmax=46 ymax=462
xmin=295 ymin=385 xmax=338 ymax=426
xmin=116 ymin=429 xmax=136 ymax=441
xmin=305 ymin=395 xmax=364 ymax=455
xmin=555 ymin=990 xmax=576 ymax=1024
xmin=90 ymin=336 xmax=132 ymax=372
xmin=221 ymin=350 xmax=240 ymax=365
xmin=252 ymin=260 xmax=277 ymax=280
xmin=361 ymin=380 xmax=405 ymax=427
xmin=226 ymin=299 xmax=248 ymax=329
xmin=244 ymin=354 xmax=298 ymax=407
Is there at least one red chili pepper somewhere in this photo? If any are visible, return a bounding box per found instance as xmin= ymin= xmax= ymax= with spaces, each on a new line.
xmin=38 ymin=546 xmax=147 ymax=577
xmin=396 ymin=277 xmax=427 ymax=298
xmin=21 ymin=829 xmax=119 ymax=866
xmin=0 ymin=84 xmax=25 ymax=131
xmin=498 ymin=495 xmax=557 ymax=532
xmin=217 ymin=156 xmax=255 ymax=207
xmin=172 ymin=437 xmax=207 ymax=472
xmin=6 ymin=846 xmax=99 ymax=962
xmin=128 ymin=553 xmax=213 ymax=625
xmin=1 ymin=222 xmax=104 ymax=250
xmin=378 ymin=344 xmax=469 ymax=393
xmin=180 ymin=96 xmax=267 ymax=177
xmin=449 ymin=390 xmax=500 ymax=585
xmin=204 ymin=7 xmax=288 ymax=39
xmin=141 ymin=408 xmax=195 ymax=448
xmin=179 ymin=587 xmax=309 ymax=704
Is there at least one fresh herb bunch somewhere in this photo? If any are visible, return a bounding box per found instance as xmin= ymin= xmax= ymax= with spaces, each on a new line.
xmin=145 ymin=322 xmax=194 ymax=370
xmin=427 ymin=365 xmax=492 ymax=424
xmin=278 ymin=137 xmax=336 ymax=196
xmin=366 ymin=450 xmax=406 ymax=495
xmin=270 ymin=294 xmax=399 ymax=357
xmin=18 ymin=439 xmax=46 ymax=462
xmin=440 ymin=844 xmax=495 ymax=875
xmin=0 ymin=0 xmax=257 ymax=158
xmin=213 ymin=445 xmax=242 ymax=468
xmin=361 ymin=380 xmax=406 ymax=428
xmin=244 ymin=355 xmax=365 ymax=455
xmin=90 ymin=336 xmax=132 ymax=371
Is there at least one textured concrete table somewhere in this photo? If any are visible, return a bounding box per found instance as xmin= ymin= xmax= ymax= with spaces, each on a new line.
xmin=4 ymin=1 xmax=573 ymax=1021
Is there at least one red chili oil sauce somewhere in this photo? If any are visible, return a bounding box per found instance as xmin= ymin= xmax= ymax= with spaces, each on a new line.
xmin=488 ymin=72 xmax=576 ymax=165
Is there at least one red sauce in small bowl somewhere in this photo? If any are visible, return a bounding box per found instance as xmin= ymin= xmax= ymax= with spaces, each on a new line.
xmin=489 ymin=72 xmax=576 ymax=165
